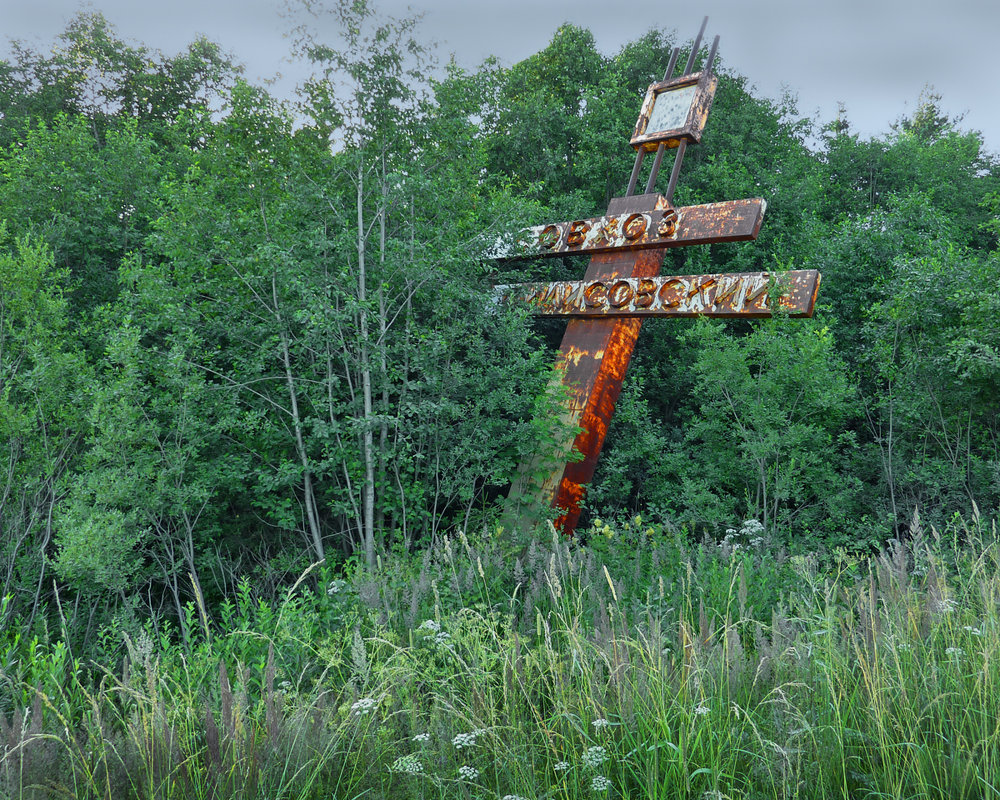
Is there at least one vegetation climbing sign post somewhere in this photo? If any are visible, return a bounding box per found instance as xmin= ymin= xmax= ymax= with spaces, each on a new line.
xmin=502 ymin=18 xmax=821 ymax=537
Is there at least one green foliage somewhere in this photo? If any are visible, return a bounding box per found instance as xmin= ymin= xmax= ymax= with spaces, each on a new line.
xmin=0 ymin=11 xmax=237 ymax=145
xmin=680 ymin=316 xmax=862 ymax=543
xmin=862 ymin=224 xmax=1000 ymax=528
xmin=592 ymin=314 xmax=863 ymax=547
xmin=0 ymin=2 xmax=998 ymax=642
xmin=0 ymin=229 xmax=87 ymax=624
xmin=0 ymin=112 xmax=180 ymax=310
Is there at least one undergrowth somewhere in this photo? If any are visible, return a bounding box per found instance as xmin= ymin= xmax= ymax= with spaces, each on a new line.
xmin=2 ymin=508 xmax=999 ymax=799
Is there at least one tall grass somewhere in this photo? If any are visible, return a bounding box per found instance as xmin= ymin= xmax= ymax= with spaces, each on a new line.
xmin=2 ymin=510 xmax=999 ymax=798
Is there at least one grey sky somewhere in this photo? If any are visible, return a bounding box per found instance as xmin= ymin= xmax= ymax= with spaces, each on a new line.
xmin=3 ymin=0 xmax=997 ymax=153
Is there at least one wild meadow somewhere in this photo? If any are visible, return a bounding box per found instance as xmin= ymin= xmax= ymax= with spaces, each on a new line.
xmin=2 ymin=3 xmax=999 ymax=798
xmin=3 ymin=508 xmax=999 ymax=799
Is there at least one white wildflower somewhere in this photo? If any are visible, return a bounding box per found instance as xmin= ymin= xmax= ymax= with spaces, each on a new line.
xmin=417 ymin=619 xmax=441 ymax=633
xmin=502 ymin=795 xmax=530 ymax=800
xmin=945 ymin=646 xmax=965 ymax=659
xmin=458 ymin=765 xmax=480 ymax=780
xmin=591 ymin=775 xmax=612 ymax=792
xmin=412 ymin=733 xmax=430 ymax=742
xmin=582 ymin=745 xmax=608 ymax=768
xmin=452 ymin=732 xmax=477 ymax=749
xmin=390 ymin=754 xmax=423 ymax=774
xmin=327 ymin=579 xmax=347 ymax=595
xmin=693 ymin=704 xmax=710 ymax=716
xmin=434 ymin=631 xmax=452 ymax=646
xmin=962 ymin=625 xmax=983 ymax=636
xmin=592 ymin=718 xmax=611 ymax=729
xmin=351 ymin=697 xmax=377 ymax=716
xmin=553 ymin=761 xmax=570 ymax=772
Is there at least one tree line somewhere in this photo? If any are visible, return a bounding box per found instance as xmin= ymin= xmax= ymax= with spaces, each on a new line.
xmin=1 ymin=3 xmax=997 ymax=643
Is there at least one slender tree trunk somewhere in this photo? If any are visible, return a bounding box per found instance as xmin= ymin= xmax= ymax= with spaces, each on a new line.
xmin=273 ymin=273 xmax=325 ymax=562
xmin=358 ymin=161 xmax=376 ymax=569
xmin=377 ymin=164 xmax=390 ymax=536
xmin=327 ymin=339 xmax=362 ymax=548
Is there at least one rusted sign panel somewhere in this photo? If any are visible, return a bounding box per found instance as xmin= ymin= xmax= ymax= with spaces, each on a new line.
xmin=505 ymin=270 xmax=821 ymax=318
xmin=631 ymin=70 xmax=718 ymax=152
xmin=518 ymin=198 xmax=766 ymax=258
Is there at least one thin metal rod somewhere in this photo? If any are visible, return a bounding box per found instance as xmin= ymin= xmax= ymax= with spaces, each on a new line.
xmin=644 ymin=142 xmax=667 ymax=194
xmin=664 ymin=139 xmax=687 ymax=205
xmin=625 ymin=149 xmax=645 ymax=196
xmin=704 ymin=34 xmax=720 ymax=76
xmin=684 ymin=16 xmax=709 ymax=74
xmin=663 ymin=46 xmax=680 ymax=81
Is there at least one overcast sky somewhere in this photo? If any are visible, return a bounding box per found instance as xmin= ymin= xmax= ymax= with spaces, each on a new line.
xmin=3 ymin=0 xmax=998 ymax=154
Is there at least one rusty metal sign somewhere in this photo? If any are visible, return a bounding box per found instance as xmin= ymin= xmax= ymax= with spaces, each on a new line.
xmin=517 ymin=197 xmax=766 ymax=258
xmin=502 ymin=17 xmax=823 ymax=538
xmin=504 ymin=270 xmax=820 ymax=318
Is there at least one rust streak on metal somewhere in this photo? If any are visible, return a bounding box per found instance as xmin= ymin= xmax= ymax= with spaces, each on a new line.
xmin=503 ymin=193 xmax=782 ymax=535
xmin=539 ymin=247 xmax=665 ymax=534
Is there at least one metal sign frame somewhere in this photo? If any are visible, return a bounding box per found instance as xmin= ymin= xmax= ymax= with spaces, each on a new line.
xmin=630 ymin=70 xmax=718 ymax=152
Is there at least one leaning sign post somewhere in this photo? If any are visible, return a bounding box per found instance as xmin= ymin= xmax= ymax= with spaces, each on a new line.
xmin=502 ymin=18 xmax=821 ymax=537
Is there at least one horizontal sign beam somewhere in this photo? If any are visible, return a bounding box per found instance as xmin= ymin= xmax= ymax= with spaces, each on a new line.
xmin=512 ymin=198 xmax=766 ymax=259
xmin=501 ymin=270 xmax=821 ymax=318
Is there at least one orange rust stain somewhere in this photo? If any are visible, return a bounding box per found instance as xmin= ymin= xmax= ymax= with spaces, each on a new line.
xmin=562 ymin=345 xmax=589 ymax=367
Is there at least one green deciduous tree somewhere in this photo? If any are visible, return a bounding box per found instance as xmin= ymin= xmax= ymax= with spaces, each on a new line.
xmin=0 ymin=114 xmax=171 ymax=309
xmin=1 ymin=11 xmax=237 ymax=145
xmin=593 ymin=314 xmax=862 ymax=545
xmin=0 ymin=229 xmax=87 ymax=625
xmin=120 ymin=0 xmax=550 ymax=576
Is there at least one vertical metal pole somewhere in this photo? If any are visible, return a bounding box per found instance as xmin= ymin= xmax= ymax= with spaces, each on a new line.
xmin=510 ymin=19 xmax=724 ymax=537
xmin=663 ymin=46 xmax=680 ymax=81
xmin=684 ymin=17 xmax=709 ymax=73
xmin=625 ymin=150 xmax=645 ymax=196
xmin=664 ymin=139 xmax=687 ymax=205
xmin=654 ymin=22 xmax=712 ymax=200
xmin=644 ymin=143 xmax=667 ymax=194
xmin=704 ymin=34 xmax=720 ymax=76
xmin=642 ymin=45 xmax=684 ymax=194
